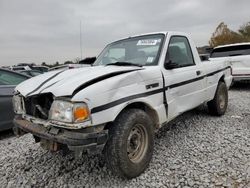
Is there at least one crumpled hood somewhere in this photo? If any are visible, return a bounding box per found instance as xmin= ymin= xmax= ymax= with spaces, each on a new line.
xmin=16 ymin=66 xmax=143 ymax=97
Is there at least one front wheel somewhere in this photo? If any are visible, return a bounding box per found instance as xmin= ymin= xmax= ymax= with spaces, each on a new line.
xmin=104 ymin=109 xmax=154 ymax=179
xmin=208 ymin=81 xmax=228 ymax=116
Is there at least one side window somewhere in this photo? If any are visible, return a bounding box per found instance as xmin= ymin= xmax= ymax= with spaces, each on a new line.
xmin=166 ymin=36 xmax=195 ymax=67
xmin=0 ymin=70 xmax=28 ymax=85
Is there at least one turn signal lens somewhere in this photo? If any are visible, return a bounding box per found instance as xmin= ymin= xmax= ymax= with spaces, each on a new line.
xmin=74 ymin=106 xmax=89 ymax=122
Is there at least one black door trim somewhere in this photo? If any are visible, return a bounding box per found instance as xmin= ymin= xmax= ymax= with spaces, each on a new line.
xmin=91 ymin=66 xmax=230 ymax=114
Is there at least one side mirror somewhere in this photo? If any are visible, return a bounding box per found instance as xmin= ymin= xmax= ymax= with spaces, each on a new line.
xmin=164 ymin=60 xmax=179 ymax=70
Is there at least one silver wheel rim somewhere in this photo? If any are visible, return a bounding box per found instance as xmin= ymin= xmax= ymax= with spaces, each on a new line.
xmin=127 ymin=124 xmax=148 ymax=163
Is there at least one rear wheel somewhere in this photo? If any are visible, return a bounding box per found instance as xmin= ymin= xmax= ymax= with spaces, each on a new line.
xmin=208 ymin=81 xmax=228 ymax=116
xmin=104 ymin=109 xmax=154 ymax=179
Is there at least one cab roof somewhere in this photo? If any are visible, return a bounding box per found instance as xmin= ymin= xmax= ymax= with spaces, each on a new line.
xmin=117 ymin=31 xmax=189 ymax=41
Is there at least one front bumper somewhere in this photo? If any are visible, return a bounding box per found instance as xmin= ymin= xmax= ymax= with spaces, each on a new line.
xmin=13 ymin=116 xmax=108 ymax=154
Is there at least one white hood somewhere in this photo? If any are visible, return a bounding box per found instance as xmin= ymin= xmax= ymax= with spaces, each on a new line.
xmin=15 ymin=66 xmax=143 ymax=97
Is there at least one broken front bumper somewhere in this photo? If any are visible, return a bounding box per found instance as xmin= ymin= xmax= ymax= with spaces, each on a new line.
xmin=13 ymin=115 xmax=108 ymax=154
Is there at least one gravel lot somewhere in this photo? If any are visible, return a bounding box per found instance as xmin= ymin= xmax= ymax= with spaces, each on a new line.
xmin=0 ymin=83 xmax=249 ymax=187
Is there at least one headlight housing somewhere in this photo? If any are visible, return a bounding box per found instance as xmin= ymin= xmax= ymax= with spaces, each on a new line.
xmin=13 ymin=95 xmax=24 ymax=114
xmin=49 ymin=100 xmax=90 ymax=123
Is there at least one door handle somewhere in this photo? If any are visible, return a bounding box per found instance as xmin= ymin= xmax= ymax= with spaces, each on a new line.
xmin=196 ymin=70 xmax=201 ymax=76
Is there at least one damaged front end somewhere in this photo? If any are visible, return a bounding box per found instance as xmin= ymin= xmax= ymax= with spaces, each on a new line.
xmin=13 ymin=93 xmax=108 ymax=155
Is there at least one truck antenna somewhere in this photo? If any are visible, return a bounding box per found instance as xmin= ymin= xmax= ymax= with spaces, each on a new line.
xmin=80 ymin=20 xmax=83 ymax=60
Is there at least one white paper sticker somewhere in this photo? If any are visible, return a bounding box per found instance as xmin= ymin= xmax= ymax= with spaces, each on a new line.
xmin=137 ymin=39 xmax=158 ymax=46
xmin=147 ymin=57 xmax=154 ymax=62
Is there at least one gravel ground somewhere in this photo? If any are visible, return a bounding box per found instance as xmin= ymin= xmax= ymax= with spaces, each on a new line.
xmin=0 ymin=83 xmax=249 ymax=188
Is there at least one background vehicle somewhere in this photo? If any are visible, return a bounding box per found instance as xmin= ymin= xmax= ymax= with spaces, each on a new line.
xmin=199 ymin=53 xmax=210 ymax=61
xmin=210 ymin=43 xmax=250 ymax=81
xmin=13 ymin=32 xmax=232 ymax=178
xmin=19 ymin=70 xmax=43 ymax=77
xmin=79 ymin=57 xmax=96 ymax=65
xmin=10 ymin=65 xmax=31 ymax=71
xmin=48 ymin=64 xmax=89 ymax=71
xmin=0 ymin=69 xmax=30 ymax=131
xmin=1 ymin=66 xmax=11 ymax=70
xmin=31 ymin=66 xmax=49 ymax=73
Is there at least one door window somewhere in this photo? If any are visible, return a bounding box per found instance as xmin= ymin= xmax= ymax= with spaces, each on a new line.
xmin=166 ymin=36 xmax=195 ymax=67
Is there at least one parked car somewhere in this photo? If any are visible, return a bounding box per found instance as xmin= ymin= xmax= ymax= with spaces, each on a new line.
xmin=1 ymin=66 xmax=11 ymax=70
xmin=10 ymin=65 xmax=31 ymax=71
xmin=199 ymin=53 xmax=210 ymax=61
xmin=31 ymin=66 xmax=49 ymax=73
xmin=13 ymin=31 xmax=232 ymax=178
xmin=0 ymin=68 xmax=30 ymax=131
xmin=19 ymin=70 xmax=43 ymax=77
xmin=210 ymin=43 xmax=250 ymax=82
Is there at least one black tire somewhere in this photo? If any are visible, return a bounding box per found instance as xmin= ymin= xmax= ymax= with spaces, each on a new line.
xmin=104 ymin=108 xmax=154 ymax=179
xmin=208 ymin=81 xmax=228 ymax=116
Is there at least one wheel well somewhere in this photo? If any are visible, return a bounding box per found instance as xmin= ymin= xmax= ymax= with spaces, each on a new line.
xmin=105 ymin=102 xmax=160 ymax=130
xmin=219 ymin=75 xmax=225 ymax=83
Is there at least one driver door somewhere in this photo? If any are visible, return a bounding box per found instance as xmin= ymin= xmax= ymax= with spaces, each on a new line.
xmin=162 ymin=36 xmax=205 ymax=120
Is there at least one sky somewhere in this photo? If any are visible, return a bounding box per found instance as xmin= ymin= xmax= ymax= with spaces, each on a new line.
xmin=0 ymin=0 xmax=249 ymax=66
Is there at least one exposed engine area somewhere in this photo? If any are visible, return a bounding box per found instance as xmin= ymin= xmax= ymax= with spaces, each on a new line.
xmin=24 ymin=93 xmax=54 ymax=120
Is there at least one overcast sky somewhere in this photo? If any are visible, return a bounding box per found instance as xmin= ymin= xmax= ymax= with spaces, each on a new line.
xmin=0 ymin=0 xmax=249 ymax=66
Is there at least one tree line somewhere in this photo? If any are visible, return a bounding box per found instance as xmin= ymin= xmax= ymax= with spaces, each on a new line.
xmin=209 ymin=21 xmax=250 ymax=47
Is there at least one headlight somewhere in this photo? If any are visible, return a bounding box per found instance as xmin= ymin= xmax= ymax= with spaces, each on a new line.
xmin=13 ymin=95 xmax=24 ymax=114
xmin=49 ymin=100 xmax=90 ymax=123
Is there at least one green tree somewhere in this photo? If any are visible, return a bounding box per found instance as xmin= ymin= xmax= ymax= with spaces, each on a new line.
xmin=238 ymin=22 xmax=250 ymax=40
xmin=54 ymin=61 xmax=60 ymax=67
xmin=209 ymin=22 xmax=244 ymax=47
xmin=74 ymin=58 xmax=81 ymax=64
xmin=64 ymin=61 xmax=74 ymax=64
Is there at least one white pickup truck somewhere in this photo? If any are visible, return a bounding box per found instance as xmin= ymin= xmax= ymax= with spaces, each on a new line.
xmin=210 ymin=43 xmax=250 ymax=82
xmin=13 ymin=31 xmax=232 ymax=178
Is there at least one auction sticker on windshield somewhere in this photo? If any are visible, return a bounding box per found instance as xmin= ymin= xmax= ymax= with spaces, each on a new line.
xmin=137 ymin=39 xmax=160 ymax=46
xmin=147 ymin=57 xmax=154 ymax=62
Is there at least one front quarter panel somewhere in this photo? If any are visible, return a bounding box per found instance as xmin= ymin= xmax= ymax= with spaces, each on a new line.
xmin=72 ymin=67 xmax=166 ymax=126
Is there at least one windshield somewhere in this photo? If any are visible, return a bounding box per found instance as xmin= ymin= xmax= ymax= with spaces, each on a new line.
xmin=94 ymin=34 xmax=165 ymax=66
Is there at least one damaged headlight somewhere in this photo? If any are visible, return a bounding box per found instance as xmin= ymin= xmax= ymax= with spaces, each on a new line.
xmin=13 ymin=95 xmax=24 ymax=114
xmin=49 ymin=100 xmax=90 ymax=123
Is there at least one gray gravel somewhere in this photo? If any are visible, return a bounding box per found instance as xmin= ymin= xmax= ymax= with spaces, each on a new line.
xmin=0 ymin=83 xmax=250 ymax=187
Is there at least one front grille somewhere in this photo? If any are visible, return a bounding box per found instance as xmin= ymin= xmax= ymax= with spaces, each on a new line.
xmin=24 ymin=93 xmax=54 ymax=120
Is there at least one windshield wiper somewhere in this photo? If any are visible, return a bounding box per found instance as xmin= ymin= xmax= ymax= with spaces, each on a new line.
xmin=106 ymin=62 xmax=143 ymax=67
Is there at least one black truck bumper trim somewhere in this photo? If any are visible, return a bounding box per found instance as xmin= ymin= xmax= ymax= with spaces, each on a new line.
xmin=13 ymin=116 xmax=108 ymax=153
